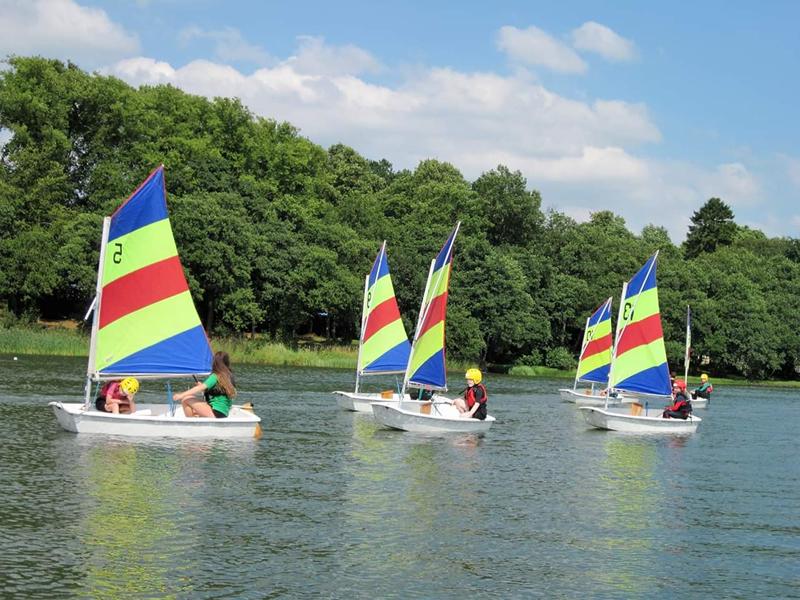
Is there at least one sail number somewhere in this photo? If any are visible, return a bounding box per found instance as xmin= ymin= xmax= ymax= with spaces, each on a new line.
xmin=623 ymin=302 xmax=634 ymax=321
xmin=112 ymin=242 xmax=123 ymax=264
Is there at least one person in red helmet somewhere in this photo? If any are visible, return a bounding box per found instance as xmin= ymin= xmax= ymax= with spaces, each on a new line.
xmin=663 ymin=379 xmax=692 ymax=419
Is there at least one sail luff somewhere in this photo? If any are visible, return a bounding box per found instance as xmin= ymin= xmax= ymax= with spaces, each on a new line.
xmin=684 ymin=305 xmax=691 ymax=382
xmin=573 ymin=315 xmax=591 ymax=390
xmin=84 ymin=216 xmax=111 ymax=407
xmin=402 ymin=259 xmax=435 ymax=396
xmin=354 ymin=272 xmax=370 ymax=392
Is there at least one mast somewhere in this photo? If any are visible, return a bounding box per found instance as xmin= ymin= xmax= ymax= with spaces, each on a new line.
xmin=354 ymin=272 xmax=370 ymax=393
xmin=84 ymin=216 xmax=110 ymax=408
xmin=606 ymin=281 xmax=628 ymax=408
xmin=683 ymin=304 xmax=691 ymax=383
xmin=401 ymin=259 xmax=435 ymax=398
xmin=573 ymin=315 xmax=591 ymax=391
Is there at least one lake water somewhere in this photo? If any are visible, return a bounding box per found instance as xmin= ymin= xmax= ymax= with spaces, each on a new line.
xmin=1 ymin=354 xmax=798 ymax=599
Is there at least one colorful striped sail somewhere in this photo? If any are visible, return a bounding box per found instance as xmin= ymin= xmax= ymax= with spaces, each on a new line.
xmin=405 ymin=223 xmax=460 ymax=390
xmin=608 ymin=252 xmax=671 ymax=396
xmin=575 ymin=297 xmax=613 ymax=384
xmin=90 ymin=166 xmax=213 ymax=377
xmin=357 ymin=242 xmax=411 ymax=374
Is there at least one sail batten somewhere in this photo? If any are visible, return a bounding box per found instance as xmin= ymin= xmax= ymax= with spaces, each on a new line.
xmin=608 ymin=252 xmax=671 ymax=396
xmin=91 ymin=165 xmax=212 ymax=378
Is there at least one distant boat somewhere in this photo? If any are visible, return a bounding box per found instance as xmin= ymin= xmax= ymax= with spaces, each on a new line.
xmin=580 ymin=252 xmax=702 ymax=433
xmin=372 ymin=223 xmax=496 ymax=433
xmin=333 ymin=241 xmax=414 ymax=412
xmin=50 ymin=166 xmax=261 ymax=438
xmin=559 ymin=297 xmax=624 ymax=406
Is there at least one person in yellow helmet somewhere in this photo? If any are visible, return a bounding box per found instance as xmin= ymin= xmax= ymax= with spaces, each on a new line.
xmin=95 ymin=377 xmax=139 ymax=414
xmin=454 ymin=368 xmax=488 ymax=420
xmin=691 ymin=373 xmax=713 ymax=401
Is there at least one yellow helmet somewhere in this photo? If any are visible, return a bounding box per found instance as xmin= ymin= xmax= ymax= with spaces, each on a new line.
xmin=120 ymin=377 xmax=139 ymax=395
xmin=465 ymin=368 xmax=482 ymax=384
xmin=700 ymin=373 xmax=708 ymax=381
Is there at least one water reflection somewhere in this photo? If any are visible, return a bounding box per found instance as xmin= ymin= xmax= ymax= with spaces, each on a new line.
xmin=585 ymin=437 xmax=663 ymax=596
xmin=79 ymin=443 xmax=187 ymax=599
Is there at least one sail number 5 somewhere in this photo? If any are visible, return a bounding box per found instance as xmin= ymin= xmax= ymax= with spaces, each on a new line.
xmin=113 ymin=242 xmax=123 ymax=264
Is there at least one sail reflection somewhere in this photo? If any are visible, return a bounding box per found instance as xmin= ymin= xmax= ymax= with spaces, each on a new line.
xmin=583 ymin=437 xmax=663 ymax=595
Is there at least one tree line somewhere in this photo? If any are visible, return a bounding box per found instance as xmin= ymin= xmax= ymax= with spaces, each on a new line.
xmin=2 ymin=56 xmax=799 ymax=380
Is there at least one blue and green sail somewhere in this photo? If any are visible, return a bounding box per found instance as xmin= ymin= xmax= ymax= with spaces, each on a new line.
xmin=405 ymin=223 xmax=460 ymax=391
xmin=357 ymin=242 xmax=411 ymax=374
xmin=90 ymin=165 xmax=213 ymax=378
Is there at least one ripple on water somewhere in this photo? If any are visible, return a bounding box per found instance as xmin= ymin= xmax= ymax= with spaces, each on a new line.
xmin=1 ymin=357 xmax=799 ymax=598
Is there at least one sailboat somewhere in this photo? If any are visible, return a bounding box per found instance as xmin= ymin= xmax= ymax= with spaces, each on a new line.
xmin=372 ymin=223 xmax=495 ymax=433
xmin=683 ymin=305 xmax=707 ymax=408
xmin=49 ymin=166 xmax=262 ymax=438
xmin=333 ymin=241 xmax=414 ymax=412
xmin=579 ymin=252 xmax=702 ymax=433
xmin=558 ymin=297 xmax=621 ymax=406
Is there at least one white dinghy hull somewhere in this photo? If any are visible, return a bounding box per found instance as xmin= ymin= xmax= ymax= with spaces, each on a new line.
xmin=579 ymin=405 xmax=701 ymax=434
xmin=50 ymin=402 xmax=261 ymax=439
xmin=372 ymin=401 xmax=495 ymax=433
xmin=333 ymin=391 xmax=409 ymax=413
xmin=558 ymin=388 xmax=628 ymax=406
xmin=690 ymin=398 xmax=708 ymax=409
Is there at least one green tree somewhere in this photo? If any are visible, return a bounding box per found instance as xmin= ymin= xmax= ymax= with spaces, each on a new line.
xmin=684 ymin=197 xmax=737 ymax=258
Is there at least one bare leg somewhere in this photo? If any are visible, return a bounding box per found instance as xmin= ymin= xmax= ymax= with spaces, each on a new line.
xmin=183 ymin=397 xmax=215 ymax=418
xmin=105 ymin=399 xmax=120 ymax=414
xmin=454 ymin=398 xmax=468 ymax=414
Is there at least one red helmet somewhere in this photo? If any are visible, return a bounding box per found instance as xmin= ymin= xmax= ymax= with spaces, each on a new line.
xmin=673 ymin=379 xmax=687 ymax=391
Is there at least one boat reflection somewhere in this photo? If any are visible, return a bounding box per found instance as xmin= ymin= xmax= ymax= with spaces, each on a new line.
xmin=583 ymin=437 xmax=663 ymax=595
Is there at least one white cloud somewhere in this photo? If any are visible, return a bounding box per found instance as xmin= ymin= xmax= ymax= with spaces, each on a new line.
xmin=287 ymin=36 xmax=382 ymax=77
xmin=179 ymin=26 xmax=273 ymax=66
xmin=0 ymin=0 xmax=139 ymax=65
xmin=571 ymin=21 xmax=636 ymax=62
xmin=102 ymin=36 xmax=779 ymax=241
xmin=497 ymin=25 xmax=587 ymax=74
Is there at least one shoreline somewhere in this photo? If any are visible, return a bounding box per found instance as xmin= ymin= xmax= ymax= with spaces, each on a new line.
xmin=2 ymin=326 xmax=799 ymax=387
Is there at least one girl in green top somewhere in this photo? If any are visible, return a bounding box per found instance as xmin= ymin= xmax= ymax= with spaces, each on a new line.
xmin=173 ymin=351 xmax=237 ymax=418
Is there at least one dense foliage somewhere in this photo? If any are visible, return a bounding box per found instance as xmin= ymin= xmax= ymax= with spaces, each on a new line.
xmin=2 ymin=57 xmax=799 ymax=380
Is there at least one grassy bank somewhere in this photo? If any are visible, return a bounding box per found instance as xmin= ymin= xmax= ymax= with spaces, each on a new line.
xmin=2 ymin=326 xmax=799 ymax=386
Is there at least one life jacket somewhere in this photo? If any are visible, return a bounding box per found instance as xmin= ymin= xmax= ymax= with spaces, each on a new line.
xmin=204 ymin=374 xmax=235 ymax=403
xmin=99 ymin=381 xmax=126 ymax=400
xmin=465 ymin=383 xmax=488 ymax=409
xmin=668 ymin=394 xmax=691 ymax=414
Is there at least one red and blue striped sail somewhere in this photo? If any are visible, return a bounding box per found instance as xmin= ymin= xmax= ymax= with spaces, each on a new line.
xmin=609 ymin=252 xmax=671 ymax=396
xmin=358 ymin=242 xmax=411 ymax=374
xmin=406 ymin=223 xmax=460 ymax=390
xmin=91 ymin=166 xmax=213 ymax=377
xmin=575 ymin=297 xmax=613 ymax=384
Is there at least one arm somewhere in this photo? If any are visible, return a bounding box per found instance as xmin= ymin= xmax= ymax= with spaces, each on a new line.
xmin=173 ymin=382 xmax=208 ymax=403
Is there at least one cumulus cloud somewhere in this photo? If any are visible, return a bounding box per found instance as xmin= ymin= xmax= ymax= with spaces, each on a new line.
xmin=179 ymin=26 xmax=273 ymax=66
xmin=287 ymin=36 xmax=382 ymax=77
xmin=571 ymin=21 xmax=636 ymax=62
xmin=497 ymin=25 xmax=587 ymax=73
xmin=0 ymin=0 xmax=139 ymax=65
xmin=102 ymin=35 xmax=772 ymax=240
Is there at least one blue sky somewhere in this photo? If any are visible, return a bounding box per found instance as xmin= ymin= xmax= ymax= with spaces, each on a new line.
xmin=2 ymin=0 xmax=799 ymax=240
